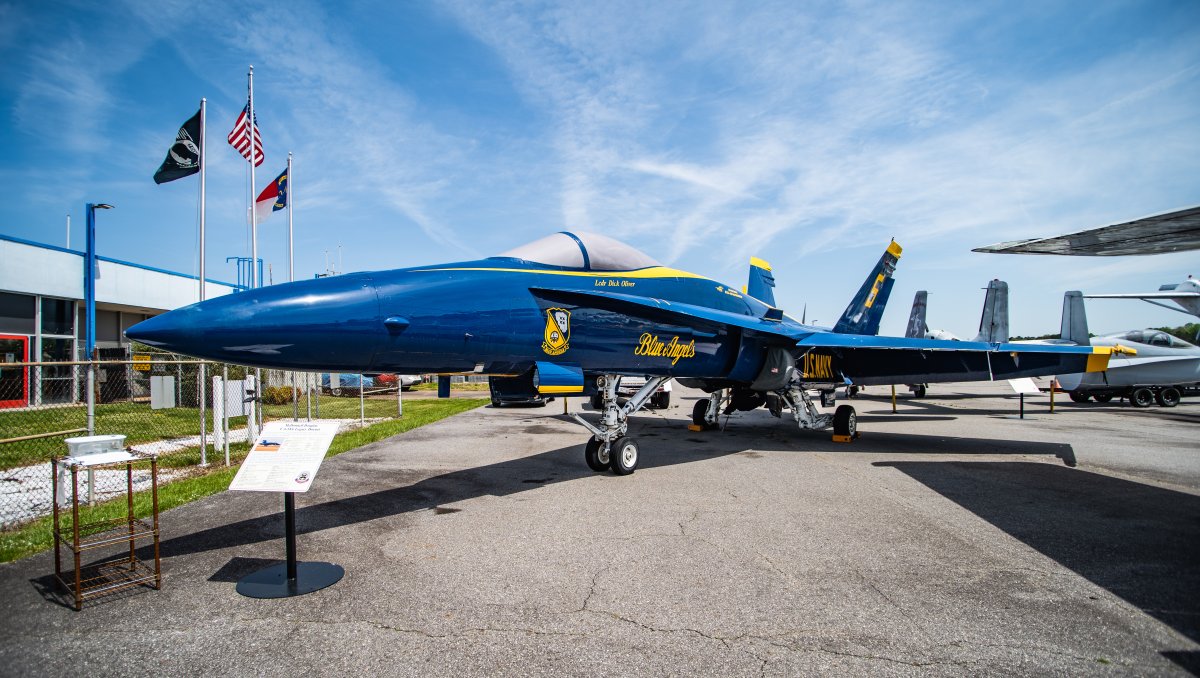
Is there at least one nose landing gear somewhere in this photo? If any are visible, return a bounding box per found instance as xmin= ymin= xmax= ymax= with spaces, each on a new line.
xmin=573 ymin=375 xmax=671 ymax=475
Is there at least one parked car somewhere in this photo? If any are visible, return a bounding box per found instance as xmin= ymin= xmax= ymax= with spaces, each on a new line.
xmin=374 ymin=374 xmax=423 ymax=391
xmin=321 ymin=373 xmax=375 ymax=396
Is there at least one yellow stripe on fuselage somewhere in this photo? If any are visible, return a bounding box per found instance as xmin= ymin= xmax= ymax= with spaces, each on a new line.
xmin=538 ymin=385 xmax=584 ymax=394
xmin=410 ymin=265 xmax=709 ymax=280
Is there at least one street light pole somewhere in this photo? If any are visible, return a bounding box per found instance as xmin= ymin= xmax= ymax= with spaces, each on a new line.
xmin=84 ymin=203 xmax=113 ymax=436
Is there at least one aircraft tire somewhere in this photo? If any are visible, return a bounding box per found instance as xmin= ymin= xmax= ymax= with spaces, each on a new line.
xmin=691 ymin=400 xmax=716 ymax=430
xmin=490 ymin=396 xmax=502 ymax=407
xmin=911 ymin=384 xmax=926 ymax=398
xmin=833 ymin=405 xmax=857 ymax=438
xmin=1130 ymin=388 xmax=1154 ymax=408
xmin=330 ymin=387 xmax=344 ymax=397
xmin=590 ymin=394 xmax=603 ymax=410
xmin=1068 ymin=391 xmax=1090 ymax=403
xmin=1157 ymin=387 xmax=1181 ymax=408
xmin=609 ymin=437 xmax=639 ymax=475
xmin=1093 ymin=394 xmax=1114 ymax=403
xmin=584 ymin=438 xmax=609 ymax=472
xmin=653 ymin=392 xmax=671 ymax=409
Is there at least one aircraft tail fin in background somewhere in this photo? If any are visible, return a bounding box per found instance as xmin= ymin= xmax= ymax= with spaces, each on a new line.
xmin=905 ymin=291 xmax=928 ymax=339
xmin=745 ymin=257 xmax=777 ymax=307
xmin=1060 ymin=291 xmax=1090 ymax=345
xmin=832 ymin=241 xmax=902 ymax=335
xmin=972 ymin=279 xmax=1009 ymax=343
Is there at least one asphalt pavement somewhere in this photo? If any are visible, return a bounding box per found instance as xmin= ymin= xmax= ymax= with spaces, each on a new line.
xmin=1 ymin=381 xmax=1197 ymax=676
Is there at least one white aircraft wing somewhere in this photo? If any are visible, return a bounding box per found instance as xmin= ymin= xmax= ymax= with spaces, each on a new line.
xmin=1085 ymin=292 xmax=1200 ymax=299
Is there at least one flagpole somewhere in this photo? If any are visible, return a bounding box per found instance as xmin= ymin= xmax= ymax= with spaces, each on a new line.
xmin=287 ymin=152 xmax=294 ymax=283
xmin=288 ymin=152 xmax=297 ymax=421
xmin=248 ymin=66 xmax=258 ymax=290
xmin=199 ymin=97 xmax=208 ymax=466
xmin=247 ymin=65 xmax=262 ymax=436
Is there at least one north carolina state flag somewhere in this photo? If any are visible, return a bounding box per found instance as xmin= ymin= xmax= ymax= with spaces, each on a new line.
xmin=254 ymin=168 xmax=288 ymax=223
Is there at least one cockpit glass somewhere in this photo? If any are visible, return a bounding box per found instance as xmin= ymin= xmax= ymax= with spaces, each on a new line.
xmin=1149 ymin=332 xmax=1171 ymax=347
xmin=494 ymin=231 xmax=661 ymax=271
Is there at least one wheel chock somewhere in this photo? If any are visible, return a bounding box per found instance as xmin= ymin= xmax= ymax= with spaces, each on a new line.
xmin=831 ymin=432 xmax=861 ymax=443
xmin=687 ymin=424 xmax=705 ymax=432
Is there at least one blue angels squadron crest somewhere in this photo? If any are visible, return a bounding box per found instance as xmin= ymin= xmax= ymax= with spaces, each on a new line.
xmin=542 ymin=308 xmax=571 ymax=355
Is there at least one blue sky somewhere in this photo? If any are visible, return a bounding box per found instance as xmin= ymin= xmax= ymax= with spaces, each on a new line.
xmin=1 ymin=0 xmax=1197 ymax=337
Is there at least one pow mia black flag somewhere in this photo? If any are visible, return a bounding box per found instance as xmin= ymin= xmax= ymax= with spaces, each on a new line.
xmin=153 ymin=109 xmax=202 ymax=184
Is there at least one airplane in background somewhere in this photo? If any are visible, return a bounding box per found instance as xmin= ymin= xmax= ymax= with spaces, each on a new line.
xmin=896 ymin=280 xmax=1009 ymax=397
xmin=1085 ymin=275 xmax=1200 ymax=325
xmin=1047 ymin=292 xmax=1199 ymax=407
xmin=128 ymin=231 xmax=1117 ymax=476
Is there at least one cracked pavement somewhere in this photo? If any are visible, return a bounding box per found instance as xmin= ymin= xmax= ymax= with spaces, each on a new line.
xmin=1 ymin=382 xmax=1198 ymax=675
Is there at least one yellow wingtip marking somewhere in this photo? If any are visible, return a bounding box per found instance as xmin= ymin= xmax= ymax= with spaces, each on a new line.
xmin=749 ymin=256 xmax=772 ymax=271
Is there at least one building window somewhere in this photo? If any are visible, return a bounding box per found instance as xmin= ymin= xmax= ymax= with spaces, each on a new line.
xmin=41 ymin=297 xmax=73 ymax=335
xmin=0 ymin=292 xmax=35 ymax=335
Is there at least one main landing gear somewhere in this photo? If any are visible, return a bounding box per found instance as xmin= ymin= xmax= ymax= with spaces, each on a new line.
xmin=573 ymin=375 xmax=671 ymax=475
xmin=691 ymin=381 xmax=858 ymax=440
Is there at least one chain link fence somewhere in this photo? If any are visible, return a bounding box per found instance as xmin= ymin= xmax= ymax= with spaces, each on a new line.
xmin=0 ymin=351 xmax=416 ymax=531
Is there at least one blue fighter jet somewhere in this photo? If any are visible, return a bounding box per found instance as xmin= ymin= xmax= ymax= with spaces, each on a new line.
xmin=128 ymin=231 xmax=1117 ymax=475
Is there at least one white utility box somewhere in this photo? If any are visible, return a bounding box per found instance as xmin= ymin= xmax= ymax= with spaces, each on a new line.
xmin=63 ymin=434 xmax=127 ymax=458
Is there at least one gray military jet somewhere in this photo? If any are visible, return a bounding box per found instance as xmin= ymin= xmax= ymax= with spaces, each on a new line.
xmin=1050 ymin=292 xmax=1199 ymax=407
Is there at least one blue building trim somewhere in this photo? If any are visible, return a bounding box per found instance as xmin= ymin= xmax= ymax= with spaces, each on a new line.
xmin=0 ymin=232 xmax=246 ymax=290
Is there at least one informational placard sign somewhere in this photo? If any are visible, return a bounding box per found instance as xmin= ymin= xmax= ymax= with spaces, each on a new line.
xmin=229 ymin=420 xmax=339 ymax=493
xmin=1007 ymin=377 xmax=1040 ymax=394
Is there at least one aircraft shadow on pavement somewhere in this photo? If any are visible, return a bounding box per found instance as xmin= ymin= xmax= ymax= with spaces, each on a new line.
xmin=141 ymin=412 xmax=1077 ymax=568
xmin=148 ymin=440 xmax=739 ymax=563
xmin=874 ymin=460 xmax=1200 ymax=674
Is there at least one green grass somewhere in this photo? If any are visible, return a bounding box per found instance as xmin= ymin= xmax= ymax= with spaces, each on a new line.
xmin=0 ymin=392 xmax=411 ymax=470
xmin=409 ymin=381 xmax=491 ymax=391
xmin=0 ymin=398 xmax=487 ymax=563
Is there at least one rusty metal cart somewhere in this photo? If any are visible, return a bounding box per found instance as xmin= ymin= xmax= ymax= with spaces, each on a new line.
xmin=51 ymin=450 xmax=161 ymax=610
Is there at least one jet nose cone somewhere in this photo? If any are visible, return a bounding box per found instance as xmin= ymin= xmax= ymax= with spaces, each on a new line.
xmin=125 ymin=312 xmax=182 ymax=347
xmin=125 ymin=274 xmax=384 ymax=370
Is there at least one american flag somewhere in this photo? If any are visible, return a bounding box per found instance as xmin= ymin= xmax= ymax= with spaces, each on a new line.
xmin=226 ymin=103 xmax=264 ymax=166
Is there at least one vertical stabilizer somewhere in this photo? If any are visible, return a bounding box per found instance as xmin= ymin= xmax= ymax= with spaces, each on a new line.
xmin=833 ymin=241 xmax=902 ymax=335
xmin=745 ymin=257 xmax=777 ymax=307
xmin=973 ymin=279 xmax=1009 ymax=343
xmin=905 ymin=291 xmax=928 ymax=339
xmin=1060 ymin=291 xmax=1089 ymax=345
xmin=860 ymin=277 xmax=894 ymax=335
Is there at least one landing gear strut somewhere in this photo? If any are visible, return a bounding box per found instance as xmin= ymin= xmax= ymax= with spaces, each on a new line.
xmin=573 ymin=375 xmax=671 ymax=475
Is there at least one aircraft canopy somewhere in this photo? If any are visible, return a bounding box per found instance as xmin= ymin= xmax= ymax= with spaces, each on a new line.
xmin=495 ymin=231 xmax=661 ymax=271
xmin=1117 ymin=330 xmax=1195 ymax=348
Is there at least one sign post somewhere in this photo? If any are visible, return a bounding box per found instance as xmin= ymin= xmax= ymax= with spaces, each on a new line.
xmin=230 ymin=420 xmax=343 ymax=598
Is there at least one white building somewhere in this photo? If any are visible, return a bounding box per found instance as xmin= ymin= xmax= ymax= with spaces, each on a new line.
xmin=0 ymin=234 xmax=242 ymax=407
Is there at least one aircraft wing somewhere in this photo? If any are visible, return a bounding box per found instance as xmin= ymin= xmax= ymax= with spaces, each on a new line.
xmin=1084 ymin=292 xmax=1200 ymax=299
xmin=531 ymin=286 xmax=1115 ymax=385
xmin=972 ymin=205 xmax=1200 ymax=256
xmin=793 ymin=333 xmax=1115 ymax=386
xmin=529 ymin=287 xmax=804 ymax=341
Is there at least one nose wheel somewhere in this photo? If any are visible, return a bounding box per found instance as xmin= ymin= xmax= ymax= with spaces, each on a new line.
xmin=584 ymin=438 xmax=610 ymax=472
xmin=573 ymin=374 xmax=670 ymax=476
